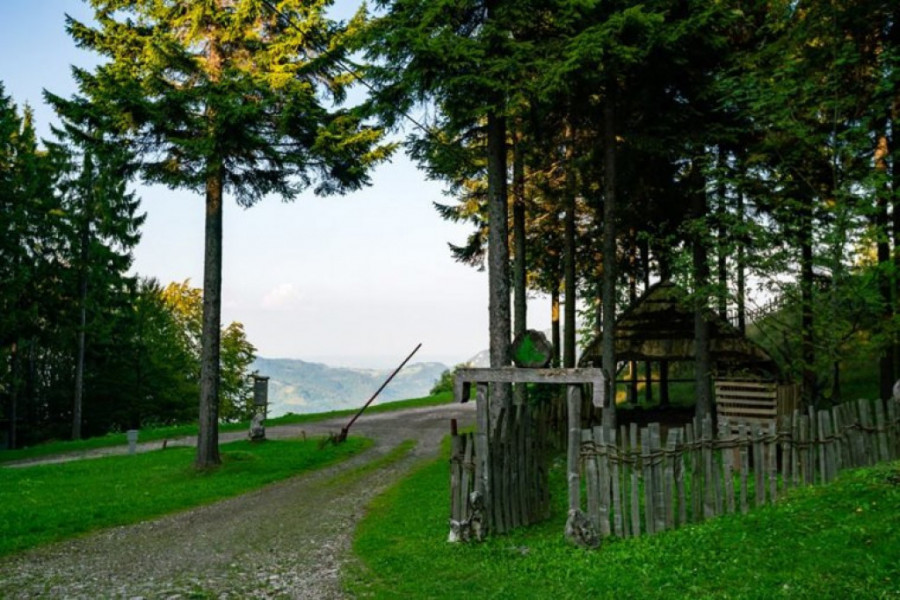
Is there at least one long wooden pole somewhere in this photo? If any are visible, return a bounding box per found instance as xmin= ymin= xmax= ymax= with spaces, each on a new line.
xmin=337 ymin=343 xmax=422 ymax=442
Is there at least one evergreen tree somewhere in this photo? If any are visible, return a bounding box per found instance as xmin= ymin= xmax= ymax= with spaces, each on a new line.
xmin=60 ymin=0 xmax=388 ymax=466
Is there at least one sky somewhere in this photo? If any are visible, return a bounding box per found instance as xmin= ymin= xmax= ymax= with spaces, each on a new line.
xmin=0 ymin=0 xmax=552 ymax=369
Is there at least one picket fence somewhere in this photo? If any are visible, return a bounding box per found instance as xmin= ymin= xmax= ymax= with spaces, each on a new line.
xmin=573 ymin=397 xmax=900 ymax=540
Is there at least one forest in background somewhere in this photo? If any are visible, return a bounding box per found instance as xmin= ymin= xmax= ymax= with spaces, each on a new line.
xmin=2 ymin=0 xmax=899 ymax=454
xmin=0 ymin=93 xmax=255 ymax=448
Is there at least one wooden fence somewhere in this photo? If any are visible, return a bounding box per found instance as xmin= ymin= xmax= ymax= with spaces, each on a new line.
xmin=450 ymin=368 xmax=606 ymax=542
xmin=572 ymin=397 xmax=900 ymax=542
xmin=449 ymin=401 xmax=549 ymax=541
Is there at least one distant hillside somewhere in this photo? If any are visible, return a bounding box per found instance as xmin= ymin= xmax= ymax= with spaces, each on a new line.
xmin=252 ymin=357 xmax=449 ymax=417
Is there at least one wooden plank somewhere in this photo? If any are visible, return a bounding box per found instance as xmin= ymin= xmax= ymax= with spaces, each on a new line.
xmin=583 ymin=428 xmax=600 ymax=532
xmin=450 ymin=434 xmax=464 ymax=522
xmin=790 ymin=410 xmax=800 ymax=489
xmin=462 ymin=433 xmax=473 ymax=521
xmin=505 ymin=410 xmax=518 ymax=531
xmin=641 ymin=427 xmax=654 ymax=535
xmin=779 ymin=415 xmax=791 ymax=493
xmin=566 ymin=385 xmax=583 ymax=516
xmin=738 ymin=422 xmax=749 ymax=514
xmin=816 ymin=409 xmax=829 ymax=484
xmin=610 ymin=427 xmax=624 ymax=538
xmin=650 ymin=423 xmax=665 ymax=532
xmin=630 ymin=422 xmax=641 ymax=537
xmin=702 ymin=416 xmax=715 ymax=519
xmin=491 ymin=408 xmax=505 ymax=534
xmin=831 ymin=406 xmax=844 ymax=474
xmin=664 ymin=428 xmax=678 ymax=529
xmin=887 ymin=399 xmax=899 ymax=460
xmin=767 ymin=421 xmax=778 ymax=503
xmin=798 ymin=413 xmax=810 ymax=486
xmin=597 ymin=426 xmax=612 ymax=538
xmin=719 ymin=417 xmax=735 ymax=514
xmin=807 ymin=406 xmax=818 ymax=485
xmin=456 ymin=368 xmax=606 ymax=408
xmin=675 ymin=427 xmax=687 ymax=526
xmin=752 ymin=423 xmax=765 ymax=507
xmin=875 ymin=399 xmax=889 ymax=463
xmin=858 ymin=399 xmax=874 ymax=467
xmin=688 ymin=420 xmax=701 ymax=523
xmin=474 ymin=383 xmax=489 ymax=533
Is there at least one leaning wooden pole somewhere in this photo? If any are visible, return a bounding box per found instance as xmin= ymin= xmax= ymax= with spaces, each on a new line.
xmin=337 ymin=343 xmax=422 ymax=442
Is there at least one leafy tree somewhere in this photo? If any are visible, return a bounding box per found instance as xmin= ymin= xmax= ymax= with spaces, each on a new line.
xmin=62 ymin=0 xmax=389 ymax=466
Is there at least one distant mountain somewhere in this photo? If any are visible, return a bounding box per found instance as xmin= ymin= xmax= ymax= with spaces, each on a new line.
xmin=252 ymin=357 xmax=449 ymax=417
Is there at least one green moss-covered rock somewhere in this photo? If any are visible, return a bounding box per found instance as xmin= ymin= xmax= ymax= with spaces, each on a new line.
xmin=511 ymin=330 xmax=553 ymax=368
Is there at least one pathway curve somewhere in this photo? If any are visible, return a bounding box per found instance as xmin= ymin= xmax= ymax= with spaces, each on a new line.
xmin=0 ymin=403 xmax=475 ymax=599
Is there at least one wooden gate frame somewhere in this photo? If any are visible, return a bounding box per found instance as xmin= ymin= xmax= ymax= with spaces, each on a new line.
xmin=454 ymin=367 xmax=606 ymax=542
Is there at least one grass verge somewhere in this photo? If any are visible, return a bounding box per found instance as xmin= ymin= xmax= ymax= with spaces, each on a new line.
xmin=348 ymin=447 xmax=900 ymax=599
xmin=0 ymin=436 xmax=370 ymax=557
xmin=0 ymin=391 xmax=453 ymax=465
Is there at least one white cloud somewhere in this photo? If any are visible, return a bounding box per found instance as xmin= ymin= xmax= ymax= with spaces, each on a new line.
xmin=262 ymin=283 xmax=303 ymax=310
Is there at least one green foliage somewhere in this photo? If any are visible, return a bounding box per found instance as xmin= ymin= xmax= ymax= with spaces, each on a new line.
xmin=430 ymin=369 xmax=455 ymax=396
xmin=0 ymin=436 xmax=370 ymax=557
xmin=350 ymin=448 xmax=900 ymax=599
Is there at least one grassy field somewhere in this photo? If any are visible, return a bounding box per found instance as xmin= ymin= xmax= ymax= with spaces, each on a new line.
xmin=0 ymin=390 xmax=453 ymax=464
xmin=0 ymin=437 xmax=370 ymax=557
xmin=348 ymin=445 xmax=900 ymax=599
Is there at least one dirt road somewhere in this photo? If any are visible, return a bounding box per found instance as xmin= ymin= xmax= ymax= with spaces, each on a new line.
xmin=0 ymin=402 xmax=474 ymax=599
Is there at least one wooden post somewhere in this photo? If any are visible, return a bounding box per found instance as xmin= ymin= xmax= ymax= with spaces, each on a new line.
xmin=596 ymin=426 xmax=612 ymax=538
xmin=767 ymin=421 xmax=778 ymax=502
xmin=702 ymin=415 xmax=715 ymax=519
xmin=641 ymin=427 xmax=654 ymax=535
xmin=650 ymin=423 xmax=665 ymax=532
xmin=475 ymin=383 xmax=489 ymax=532
xmin=610 ymin=427 xmax=624 ymax=538
xmin=450 ymin=433 xmax=464 ymax=523
xmin=566 ymin=384 xmax=582 ymax=516
xmin=739 ymin=422 xmax=749 ymax=514
xmin=752 ymin=423 xmax=764 ymax=507
xmin=719 ymin=418 xmax=735 ymax=514
xmin=584 ymin=428 xmax=600 ymax=532
xmin=630 ymin=422 xmax=641 ymax=537
xmin=875 ymin=399 xmax=889 ymax=463
xmin=675 ymin=427 xmax=687 ymax=526
xmin=664 ymin=428 xmax=678 ymax=529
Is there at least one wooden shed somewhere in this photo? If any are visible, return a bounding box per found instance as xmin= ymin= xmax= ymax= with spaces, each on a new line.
xmin=579 ymin=281 xmax=798 ymax=422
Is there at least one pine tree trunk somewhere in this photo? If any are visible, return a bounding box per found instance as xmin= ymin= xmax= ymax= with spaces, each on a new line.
xmin=513 ymin=128 xmax=527 ymax=339
xmin=601 ymin=101 xmax=617 ymax=428
xmin=563 ymin=122 xmax=577 ymax=369
xmin=893 ymin=92 xmax=900 ymax=381
xmin=716 ymin=151 xmax=728 ymax=321
xmin=487 ymin=111 xmax=511 ymax=404
xmin=876 ymin=125 xmax=894 ymax=400
xmin=736 ymin=190 xmax=746 ymax=334
xmin=196 ymin=165 xmax=224 ymax=468
xmin=628 ymin=231 xmax=637 ymax=403
xmin=641 ymin=240 xmax=653 ymax=403
xmin=551 ymin=287 xmax=561 ymax=368
xmin=72 ymin=221 xmax=89 ymax=441
xmin=8 ymin=342 xmax=18 ymax=450
xmin=799 ymin=196 xmax=816 ymax=406
xmin=512 ymin=127 xmax=527 ymax=406
xmin=692 ymin=176 xmax=712 ymax=422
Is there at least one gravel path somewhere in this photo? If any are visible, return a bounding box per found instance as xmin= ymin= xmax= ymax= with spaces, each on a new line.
xmin=0 ymin=403 xmax=475 ymax=599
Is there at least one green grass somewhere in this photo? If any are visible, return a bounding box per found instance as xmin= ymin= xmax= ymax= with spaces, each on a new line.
xmin=348 ymin=446 xmax=900 ymax=599
xmin=0 ymin=436 xmax=370 ymax=557
xmin=0 ymin=391 xmax=453 ymax=465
